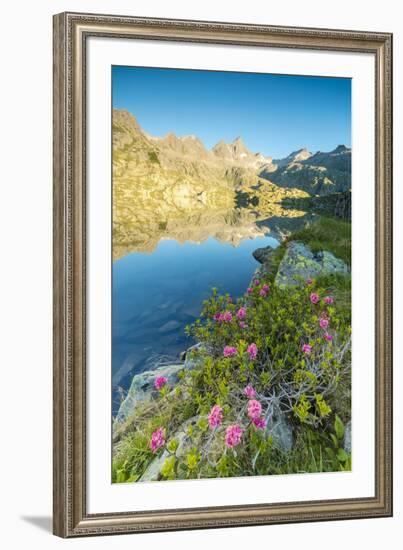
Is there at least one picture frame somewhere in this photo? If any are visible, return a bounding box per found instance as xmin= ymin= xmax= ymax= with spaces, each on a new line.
xmin=53 ymin=11 xmax=393 ymax=538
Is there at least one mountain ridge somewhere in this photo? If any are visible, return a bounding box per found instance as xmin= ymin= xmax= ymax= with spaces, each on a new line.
xmin=113 ymin=109 xmax=351 ymax=180
xmin=112 ymin=109 xmax=314 ymax=259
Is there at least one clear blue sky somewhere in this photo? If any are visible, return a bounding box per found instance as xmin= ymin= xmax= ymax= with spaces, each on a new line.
xmin=112 ymin=66 xmax=351 ymax=159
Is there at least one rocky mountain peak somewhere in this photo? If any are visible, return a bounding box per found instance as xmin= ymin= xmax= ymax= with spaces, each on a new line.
xmin=113 ymin=109 xmax=142 ymax=132
xmin=332 ymin=145 xmax=350 ymax=154
xmin=289 ymin=148 xmax=312 ymax=162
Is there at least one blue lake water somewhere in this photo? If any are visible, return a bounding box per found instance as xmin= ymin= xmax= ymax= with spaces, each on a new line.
xmin=112 ymin=235 xmax=279 ymax=411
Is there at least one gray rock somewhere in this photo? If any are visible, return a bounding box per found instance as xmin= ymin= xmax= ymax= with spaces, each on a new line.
xmin=343 ymin=421 xmax=352 ymax=454
xmin=114 ymin=360 xmax=195 ymax=428
xmin=179 ymin=343 xmax=202 ymax=362
xmin=253 ymin=245 xmax=275 ymax=265
xmin=266 ymin=403 xmax=293 ymax=453
xmin=275 ymin=241 xmax=349 ymax=287
xmin=139 ymin=450 xmax=170 ymax=482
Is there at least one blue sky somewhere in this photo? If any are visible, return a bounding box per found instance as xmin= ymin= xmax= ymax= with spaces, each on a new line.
xmin=112 ymin=66 xmax=351 ymax=159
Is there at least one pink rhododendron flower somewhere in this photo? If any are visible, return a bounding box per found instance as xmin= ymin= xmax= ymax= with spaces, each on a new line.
xmin=247 ymin=399 xmax=262 ymax=419
xmin=319 ymin=317 xmax=329 ymax=329
xmin=302 ymin=343 xmax=312 ymax=354
xmin=244 ymin=385 xmax=256 ymax=398
xmin=306 ymin=278 xmax=313 ymax=285
xmin=223 ymin=346 xmax=237 ymax=357
xmin=213 ymin=312 xmax=221 ymax=321
xmin=310 ymin=292 xmax=320 ymax=304
xmin=225 ymin=424 xmax=243 ymax=448
xmin=262 ymin=284 xmax=269 ymax=293
xmin=239 ymin=321 xmax=247 ymax=329
xmin=247 ymin=342 xmax=258 ymax=360
xmin=259 ymin=289 xmax=267 ymax=297
xmin=252 ymin=417 xmax=267 ymax=430
xmin=222 ymin=311 xmax=233 ymax=323
xmin=150 ymin=427 xmax=165 ymax=453
xmin=154 ymin=376 xmax=167 ymax=390
xmin=324 ymin=333 xmax=333 ymax=342
xmin=208 ymin=405 xmax=223 ymax=429
xmin=254 ymin=279 xmax=260 ymax=286
xmin=324 ymin=296 xmax=334 ymax=305
xmin=246 ymin=287 xmax=253 ymax=295
xmin=236 ymin=307 xmax=247 ymax=320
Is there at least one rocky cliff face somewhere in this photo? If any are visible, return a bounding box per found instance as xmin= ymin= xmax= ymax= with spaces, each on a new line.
xmin=264 ymin=145 xmax=351 ymax=196
xmin=112 ymin=109 xmax=310 ymax=259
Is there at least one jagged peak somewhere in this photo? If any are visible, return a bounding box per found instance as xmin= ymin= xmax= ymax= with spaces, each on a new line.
xmin=213 ymin=139 xmax=228 ymax=148
xmin=113 ymin=108 xmax=140 ymax=129
xmin=332 ymin=144 xmax=350 ymax=154
xmin=289 ymin=147 xmax=312 ymax=159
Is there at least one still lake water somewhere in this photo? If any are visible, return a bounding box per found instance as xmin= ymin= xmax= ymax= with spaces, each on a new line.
xmin=112 ymin=235 xmax=279 ymax=411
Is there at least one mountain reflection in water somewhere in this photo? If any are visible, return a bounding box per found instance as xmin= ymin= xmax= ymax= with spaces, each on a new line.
xmin=112 ymin=206 xmax=312 ymax=414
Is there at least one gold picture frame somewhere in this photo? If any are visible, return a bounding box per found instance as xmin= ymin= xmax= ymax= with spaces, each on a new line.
xmin=53 ymin=12 xmax=393 ymax=537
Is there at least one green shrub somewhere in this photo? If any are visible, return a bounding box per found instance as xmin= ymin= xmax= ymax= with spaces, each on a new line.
xmin=113 ymin=272 xmax=351 ymax=482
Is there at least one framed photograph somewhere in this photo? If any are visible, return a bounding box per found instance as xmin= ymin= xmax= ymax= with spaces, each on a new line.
xmin=53 ymin=12 xmax=393 ymax=537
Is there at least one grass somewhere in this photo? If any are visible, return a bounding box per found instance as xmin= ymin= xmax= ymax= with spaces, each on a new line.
xmin=285 ymin=216 xmax=351 ymax=266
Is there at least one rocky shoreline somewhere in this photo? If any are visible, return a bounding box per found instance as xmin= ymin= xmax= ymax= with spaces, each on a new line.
xmin=113 ymin=238 xmax=350 ymax=469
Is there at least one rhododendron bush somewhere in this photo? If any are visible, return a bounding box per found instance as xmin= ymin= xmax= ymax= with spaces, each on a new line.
xmin=113 ymin=272 xmax=351 ymax=483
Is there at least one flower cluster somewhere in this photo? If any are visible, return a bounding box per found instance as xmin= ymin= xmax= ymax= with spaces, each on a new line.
xmin=154 ymin=376 xmax=167 ymax=390
xmin=302 ymin=343 xmax=312 ymax=354
xmin=244 ymin=385 xmax=256 ymax=398
xmin=208 ymin=405 xmax=223 ymax=429
xmin=246 ymin=397 xmax=266 ymax=430
xmin=236 ymin=307 xmax=247 ymax=320
xmin=150 ymin=427 xmax=165 ymax=453
xmin=319 ymin=317 xmax=329 ymax=329
xmin=247 ymin=343 xmax=258 ymax=360
xmin=247 ymin=399 xmax=262 ymax=419
xmin=223 ymin=345 xmax=237 ymax=357
xmin=225 ymin=424 xmax=243 ymax=448
xmin=214 ymin=311 xmax=233 ymax=323
xmin=252 ymin=417 xmax=267 ymax=429
xmin=310 ymin=292 xmax=320 ymax=304
xmin=259 ymin=283 xmax=270 ymax=297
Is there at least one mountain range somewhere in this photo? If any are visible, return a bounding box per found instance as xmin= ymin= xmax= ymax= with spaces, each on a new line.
xmin=112 ymin=109 xmax=351 ymax=259
xmin=113 ymin=109 xmax=351 ymax=195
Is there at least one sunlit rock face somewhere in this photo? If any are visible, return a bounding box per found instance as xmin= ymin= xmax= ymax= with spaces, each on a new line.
xmin=112 ymin=109 xmax=312 ymax=260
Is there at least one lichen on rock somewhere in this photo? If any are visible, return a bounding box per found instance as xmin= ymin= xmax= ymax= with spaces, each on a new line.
xmin=274 ymin=241 xmax=349 ymax=287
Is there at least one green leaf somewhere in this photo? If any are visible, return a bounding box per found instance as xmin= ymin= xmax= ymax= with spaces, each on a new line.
xmin=186 ymin=452 xmax=199 ymax=471
xmin=330 ymin=434 xmax=339 ymax=447
xmin=167 ymin=438 xmax=179 ymax=454
xmin=115 ymin=469 xmax=127 ymax=483
xmin=336 ymin=448 xmax=348 ymax=462
xmin=161 ymin=456 xmax=176 ymax=479
xmin=334 ymin=415 xmax=345 ymax=440
xmin=197 ymin=418 xmax=209 ymax=432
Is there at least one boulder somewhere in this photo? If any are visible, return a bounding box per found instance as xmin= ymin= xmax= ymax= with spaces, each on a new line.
xmin=114 ymin=356 xmax=197 ymax=428
xmin=343 ymin=421 xmax=352 ymax=454
xmin=252 ymin=245 xmax=275 ymax=265
xmin=113 ymin=363 xmax=184 ymax=427
xmin=265 ymin=402 xmax=293 ymax=453
xmin=275 ymin=241 xmax=349 ymax=287
xmin=268 ymin=416 xmax=293 ymax=454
